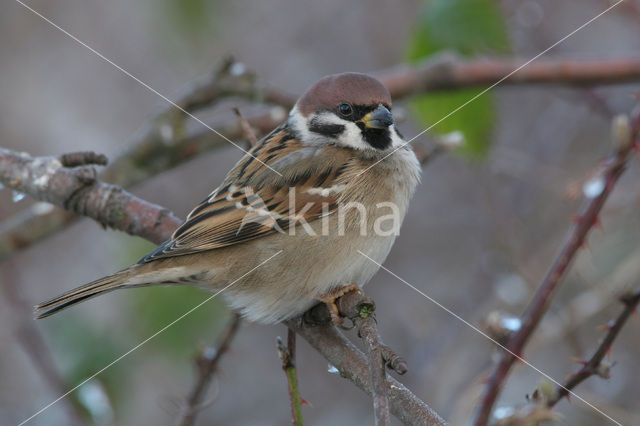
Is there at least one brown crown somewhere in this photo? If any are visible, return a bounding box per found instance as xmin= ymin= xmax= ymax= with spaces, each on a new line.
xmin=296 ymin=73 xmax=392 ymax=116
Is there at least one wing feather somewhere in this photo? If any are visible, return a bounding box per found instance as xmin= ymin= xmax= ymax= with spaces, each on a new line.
xmin=138 ymin=125 xmax=356 ymax=263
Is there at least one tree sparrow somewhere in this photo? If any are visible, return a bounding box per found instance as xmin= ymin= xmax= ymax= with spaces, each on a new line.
xmin=36 ymin=73 xmax=421 ymax=324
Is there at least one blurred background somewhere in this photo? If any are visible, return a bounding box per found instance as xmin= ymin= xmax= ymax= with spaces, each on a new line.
xmin=1 ymin=0 xmax=640 ymax=424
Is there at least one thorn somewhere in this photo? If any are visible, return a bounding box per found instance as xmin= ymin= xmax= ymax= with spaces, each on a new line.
xmin=606 ymin=345 xmax=611 ymax=360
xmin=300 ymin=397 xmax=312 ymax=407
xmin=566 ymin=393 xmax=572 ymax=404
xmin=597 ymin=320 xmax=615 ymax=331
xmin=579 ymin=239 xmax=591 ymax=251
xmin=571 ymin=357 xmax=588 ymax=366
xmin=593 ymin=217 xmax=603 ymax=230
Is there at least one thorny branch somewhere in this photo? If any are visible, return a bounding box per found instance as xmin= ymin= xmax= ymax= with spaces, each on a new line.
xmin=0 ymin=147 xmax=446 ymax=425
xmin=544 ymin=289 xmax=640 ymax=407
xmin=473 ymin=106 xmax=640 ymax=426
xmin=178 ymin=313 xmax=242 ymax=426
xmin=4 ymin=55 xmax=640 ymax=261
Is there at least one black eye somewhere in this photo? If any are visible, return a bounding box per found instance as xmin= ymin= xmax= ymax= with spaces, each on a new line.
xmin=338 ymin=103 xmax=353 ymax=117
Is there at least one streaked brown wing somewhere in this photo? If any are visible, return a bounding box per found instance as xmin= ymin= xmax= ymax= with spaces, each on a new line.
xmin=138 ymin=125 xmax=356 ymax=263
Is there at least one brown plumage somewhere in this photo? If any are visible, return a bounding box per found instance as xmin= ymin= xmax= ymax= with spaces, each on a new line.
xmin=36 ymin=73 xmax=421 ymax=323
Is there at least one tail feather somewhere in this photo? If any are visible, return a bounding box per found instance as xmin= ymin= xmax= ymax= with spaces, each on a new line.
xmin=35 ymin=270 xmax=131 ymax=319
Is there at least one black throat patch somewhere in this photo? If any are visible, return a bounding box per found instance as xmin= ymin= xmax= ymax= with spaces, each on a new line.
xmin=356 ymin=123 xmax=392 ymax=150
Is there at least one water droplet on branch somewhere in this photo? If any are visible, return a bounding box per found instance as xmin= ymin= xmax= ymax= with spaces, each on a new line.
xmin=12 ymin=191 xmax=26 ymax=203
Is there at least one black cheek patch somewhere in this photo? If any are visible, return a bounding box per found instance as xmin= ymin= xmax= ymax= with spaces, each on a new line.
xmin=309 ymin=117 xmax=345 ymax=138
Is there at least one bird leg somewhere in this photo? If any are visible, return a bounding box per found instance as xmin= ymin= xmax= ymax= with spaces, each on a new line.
xmin=316 ymin=283 xmax=361 ymax=328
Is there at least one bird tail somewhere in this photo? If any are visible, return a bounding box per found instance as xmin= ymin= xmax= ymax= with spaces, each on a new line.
xmin=35 ymin=269 xmax=134 ymax=319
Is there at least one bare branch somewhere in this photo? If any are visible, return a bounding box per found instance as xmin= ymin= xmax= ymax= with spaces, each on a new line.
xmin=287 ymin=316 xmax=446 ymax=426
xmin=0 ymin=111 xmax=282 ymax=260
xmin=0 ymin=148 xmax=181 ymax=245
xmin=338 ymin=291 xmax=391 ymax=426
xmin=233 ymin=107 xmax=259 ymax=148
xmin=545 ymin=289 xmax=640 ymax=407
xmin=178 ymin=313 xmax=242 ymax=426
xmin=473 ymin=107 xmax=640 ymax=426
xmin=379 ymin=54 xmax=640 ymax=98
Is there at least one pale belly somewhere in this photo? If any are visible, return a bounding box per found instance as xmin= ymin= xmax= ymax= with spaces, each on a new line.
xmin=200 ymin=147 xmax=421 ymax=323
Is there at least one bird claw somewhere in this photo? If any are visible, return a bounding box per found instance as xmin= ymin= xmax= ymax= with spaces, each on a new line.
xmin=317 ymin=283 xmax=361 ymax=329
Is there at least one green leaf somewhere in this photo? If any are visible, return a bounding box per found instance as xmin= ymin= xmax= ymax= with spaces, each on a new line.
xmin=407 ymin=0 xmax=510 ymax=158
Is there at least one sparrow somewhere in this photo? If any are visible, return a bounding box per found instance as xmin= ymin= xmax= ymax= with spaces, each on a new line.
xmin=36 ymin=72 xmax=421 ymax=324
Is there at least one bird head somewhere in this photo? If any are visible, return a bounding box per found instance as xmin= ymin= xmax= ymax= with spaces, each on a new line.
xmin=289 ymin=73 xmax=402 ymax=152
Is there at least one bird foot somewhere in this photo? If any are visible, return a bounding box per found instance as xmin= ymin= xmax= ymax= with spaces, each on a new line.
xmin=317 ymin=284 xmax=361 ymax=329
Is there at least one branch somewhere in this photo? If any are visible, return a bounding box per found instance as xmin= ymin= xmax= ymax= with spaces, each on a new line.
xmin=0 ymin=148 xmax=181 ymax=245
xmin=473 ymin=108 xmax=640 ymax=426
xmin=0 ymin=111 xmax=282 ymax=259
xmin=379 ymin=54 xmax=640 ymax=98
xmin=1 ymin=147 xmax=446 ymax=425
xmin=545 ymin=289 xmax=640 ymax=407
xmin=338 ymin=291 xmax=391 ymax=425
xmin=286 ymin=317 xmax=446 ymax=425
xmin=178 ymin=313 xmax=242 ymax=426
xmin=277 ymin=329 xmax=304 ymax=426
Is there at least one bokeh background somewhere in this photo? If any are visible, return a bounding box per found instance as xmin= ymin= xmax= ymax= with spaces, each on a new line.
xmin=2 ymin=0 xmax=640 ymax=424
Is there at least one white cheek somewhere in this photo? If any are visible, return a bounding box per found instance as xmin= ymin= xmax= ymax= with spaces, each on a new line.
xmin=336 ymin=122 xmax=369 ymax=150
xmin=389 ymin=125 xmax=406 ymax=148
xmin=308 ymin=111 xmax=371 ymax=150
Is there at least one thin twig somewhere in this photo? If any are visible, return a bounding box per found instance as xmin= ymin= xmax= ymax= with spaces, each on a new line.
xmin=59 ymin=151 xmax=108 ymax=168
xmin=545 ymin=289 xmax=640 ymax=407
xmin=473 ymin=107 xmax=640 ymax=426
xmin=277 ymin=329 xmax=304 ymax=426
xmin=178 ymin=313 xmax=242 ymax=426
xmin=233 ymin=107 xmax=259 ymax=148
